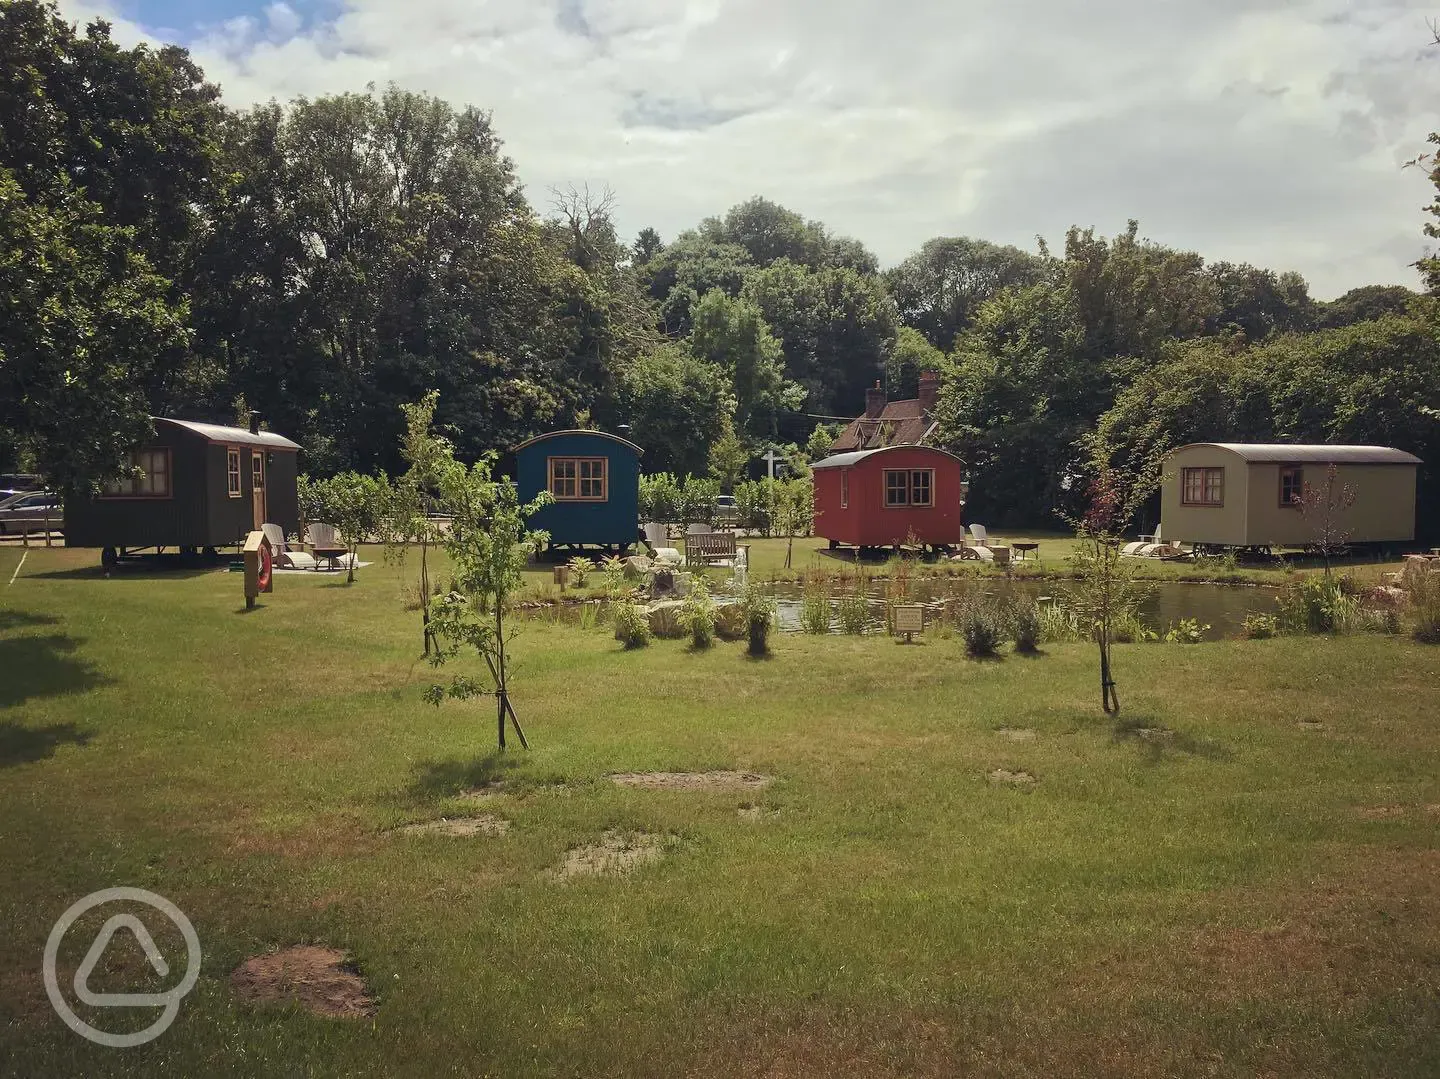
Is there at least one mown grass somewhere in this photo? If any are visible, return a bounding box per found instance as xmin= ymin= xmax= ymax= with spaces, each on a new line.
xmin=0 ymin=544 xmax=1437 ymax=1078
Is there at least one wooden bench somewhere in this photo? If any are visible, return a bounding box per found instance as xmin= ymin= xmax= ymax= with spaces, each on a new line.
xmin=685 ymin=531 xmax=743 ymax=567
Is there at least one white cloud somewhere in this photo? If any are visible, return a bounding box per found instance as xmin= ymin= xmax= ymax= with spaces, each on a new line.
xmin=56 ymin=0 xmax=1440 ymax=297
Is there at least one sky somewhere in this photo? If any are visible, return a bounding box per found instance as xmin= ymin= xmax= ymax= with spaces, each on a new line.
xmin=57 ymin=0 xmax=1440 ymax=299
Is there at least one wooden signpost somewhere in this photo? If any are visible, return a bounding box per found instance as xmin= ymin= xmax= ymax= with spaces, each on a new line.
xmin=891 ymin=604 xmax=924 ymax=643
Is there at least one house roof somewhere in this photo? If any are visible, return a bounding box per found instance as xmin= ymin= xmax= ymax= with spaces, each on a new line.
xmin=156 ymin=417 xmax=301 ymax=451
xmin=1173 ymin=443 xmax=1421 ymax=465
xmin=511 ymin=429 xmax=644 ymax=455
xmin=829 ymin=399 xmax=936 ymax=452
xmin=812 ymin=446 xmax=963 ymax=471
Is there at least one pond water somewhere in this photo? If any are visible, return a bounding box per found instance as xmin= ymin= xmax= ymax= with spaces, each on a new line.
xmin=767 ymin=579 xmax=1279 ymax=641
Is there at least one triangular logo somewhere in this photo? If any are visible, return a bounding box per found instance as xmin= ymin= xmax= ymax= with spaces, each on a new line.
xmin=74 ymin=914 xmax=171 ymax=1007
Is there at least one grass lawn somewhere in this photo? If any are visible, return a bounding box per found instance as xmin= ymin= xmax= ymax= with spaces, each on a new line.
xmin=1 ymin=544 xmax=1438 ymax=1078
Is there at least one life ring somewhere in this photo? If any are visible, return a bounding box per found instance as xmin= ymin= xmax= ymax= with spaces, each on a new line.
xmin=256 ymin=541 xmax=273 ymax=591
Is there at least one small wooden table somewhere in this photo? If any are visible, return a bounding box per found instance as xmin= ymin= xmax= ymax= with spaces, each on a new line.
xmin=1013 ymin=542 xmax=1040 ymax=561
xmin=312 ymin=546 xmax=349 ymax=572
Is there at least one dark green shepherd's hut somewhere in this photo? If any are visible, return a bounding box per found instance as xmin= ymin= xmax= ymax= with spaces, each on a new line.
xmin=66 ymin=416 xmax=301 ymax=569
xmin=513 ymin=429 xmax=642 ymax=558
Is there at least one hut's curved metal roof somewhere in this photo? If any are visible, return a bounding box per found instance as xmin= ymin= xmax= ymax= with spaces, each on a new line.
xmin=156 ymin=417 xmax=301 ymax=450
xmin=1172 ymin=443 xmax=1421 ymax=465
xmin=811 ymin=445 xmax=963 ymax=470
xmin=511 ymin=429 xmax=643 ymax=455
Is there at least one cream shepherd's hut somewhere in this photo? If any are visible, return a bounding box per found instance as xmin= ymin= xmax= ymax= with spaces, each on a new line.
xmin=1160 ymin=444 xmax=1421 ymax=551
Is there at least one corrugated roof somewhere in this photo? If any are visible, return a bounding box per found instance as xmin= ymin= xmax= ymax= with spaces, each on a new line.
xmin=812 ymin=446 xmax=962 ymax=470
xmin=1173 ymin=443 xmax=1421 ymax=465
xmin=156 ymin=417 xmax=301 ymax=450
xmin=511 ymin=429 xmax=643 ymax=455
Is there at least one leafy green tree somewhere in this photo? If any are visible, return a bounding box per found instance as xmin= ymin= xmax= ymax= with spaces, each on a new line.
xmin=1204 ymin=262 xmax=1314 ymax=340
xmin=425 ymin=457 xmax=551 ymax=751
xmin=0 ymin=170 xmax=188 ymax=494
xmin=884 ymin=236 xmax=1051 ymax=351
xmin=614 ymin=344 xmax=733 ymax=476
xmin=631 ymin=226 xmax=664 ymax=267
xmin=697 ymin=196 xmax=830 ymax=270
xmin=384 ymin=391 xmax=459 ymax=652
xmin=302 ymin=471 xmax=391 ymax=583
xmin=688 ymin=291 xmax=803 ymax=443
xmin=641 ymin=233 xmax=753 ymax=334
xmin=1316 ymin=284 xmax=1417 ymax=329
xmin=934 ymin=282 xmax=1097 ymax=524
xmin=742 ymin=259 xmax=897 ymax=414
xmin=805 ymin=423 xmax=840 ymax=461
xmin=707 ymin=414 xmax=751 ymax=491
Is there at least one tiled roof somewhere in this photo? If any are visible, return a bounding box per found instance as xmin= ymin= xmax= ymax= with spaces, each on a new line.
xmin=830 ymin=399 xmax=935 ymax=452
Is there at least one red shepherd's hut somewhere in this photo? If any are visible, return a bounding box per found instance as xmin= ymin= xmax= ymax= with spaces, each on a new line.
xmin=811 ymin=445 xmax=965 ymax=555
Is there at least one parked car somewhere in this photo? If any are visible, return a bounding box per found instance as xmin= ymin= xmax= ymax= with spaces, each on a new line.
xmin=0 ymin=473 xmax=43 ymax=501
xmin=713 ymin=494 xmax=738 ymax=524
xmin=0 ymin=490 xmax=63 ymax=534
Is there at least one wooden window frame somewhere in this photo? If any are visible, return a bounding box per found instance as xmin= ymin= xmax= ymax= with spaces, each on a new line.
xmin=883 ymin=467 xmax=936 ymax=508
xmin=909 ymin=469 xmax=934 ymax=508
xmin=1180 ymin=466 xmax=1224 ymax=507
xmin=548 ymin=456 xmax=608 ymax=502
xmin=100 ymin=448 xmax=173 ymax=500
xmin=840 ymin=469 xmax=849 ymax=509
xmin=227 ymin=447 xmax=243 ymax=497
xmin=1279 ymin=465 xmax=1303 ymax=509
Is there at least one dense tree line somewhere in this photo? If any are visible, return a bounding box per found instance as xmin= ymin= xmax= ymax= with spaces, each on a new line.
xmin=2 ymin=0 xmax=1436 ymax=538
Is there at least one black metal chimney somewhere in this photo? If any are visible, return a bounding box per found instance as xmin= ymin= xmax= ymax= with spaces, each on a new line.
xmin=248 ymin=410 xmax=262 ymax=435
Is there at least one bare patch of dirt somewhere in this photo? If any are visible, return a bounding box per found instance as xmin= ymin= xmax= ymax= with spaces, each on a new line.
xmin=1357 ymin=805 xmax=1407 ymax=820
xmin=394 ymin=815 xmax=510 ymax=837
xmin=987 ymin=768 xmax=1037 ymax=787
xmin=996 ymin=727 xmax=1038 ymax=742
xmin=231 ymin=945 xmax=375 ymax=1018
xmin=737 ymin=805 xmax=780 ymax=822
xmin=1297 ymin=720 xmax=1326 ymax=731
xmin=457 ymin=780 xmax=570 ymax=802
xmin=547 ymin=830 xmax=666 ymax=880
xmin=608 ymin=771 xmax=774 ymax=792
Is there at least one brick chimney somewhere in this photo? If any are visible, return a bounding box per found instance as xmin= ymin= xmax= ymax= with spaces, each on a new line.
xmin=864 ymin=380 xmax=886 ymax=419
xmin=918 ymin=370 xmax=940 ymax=414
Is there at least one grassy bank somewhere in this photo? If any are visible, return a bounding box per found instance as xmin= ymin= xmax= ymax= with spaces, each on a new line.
xmin=1 ymin=545 xmax=1437 ymax=1077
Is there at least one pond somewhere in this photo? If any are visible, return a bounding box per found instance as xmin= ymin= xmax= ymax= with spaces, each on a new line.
xmin=767 ymin=578 xmax=1280 ymax=641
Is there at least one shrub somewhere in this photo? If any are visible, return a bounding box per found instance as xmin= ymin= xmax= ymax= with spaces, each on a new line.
xmin=612 ymin=602 xmax=652 ymax=649
xmin=566 ymin=556 xmax=595 ymax=587
xmin=1008 ymin=599 xmax=1043 ymax=653
xmin=836 ymin=589 xmax=870 ymax=635
xmin=601 ymin=555 xmax=629 ymax=597
xmin=1037 ymin=601 xmax=1082 ymax=643
xmin=1409 ymin=570 xmax=1440 ymax=644
xmin=679 ymin=574 xmax=717 ymax=649
xmin=741 ymin=583 xmax=776 ymax=656
xmin=1162 ymin=618 xmax=1210 ymax=644
xmin=1242 ymin=613 xmax=1278 ymax=639
xmin=1106 ymin=609 xmax=1156 ymax=644
xmin=961 ymin=601 xmax=1004 ymax=657
xmin=1277 ymin=574 xmax=1354 ymax=634
xmin=800 ymin=578 xmax=831 ymax=634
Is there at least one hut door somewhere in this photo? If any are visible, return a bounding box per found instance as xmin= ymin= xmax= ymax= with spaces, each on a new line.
xmin=251 ymin=451 xmax=266 ymax=528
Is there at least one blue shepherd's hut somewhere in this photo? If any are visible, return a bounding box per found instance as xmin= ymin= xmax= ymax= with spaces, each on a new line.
xmin=513 ymin=429 xmax=643 ymax=557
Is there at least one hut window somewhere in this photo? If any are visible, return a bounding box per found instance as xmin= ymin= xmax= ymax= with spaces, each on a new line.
xmin=102 ymin=449 xmax=172 ymax=498
xmin=884 ymin=468 xmax=935 ymax=507
xmin=1279 ymin=466 xmax=1303 ymax=507
xmin=227 ymin=449 xmax=243 ymax=497
xmin=1181 ymin=467 xmax=1224 ymax=507
xmin=549 ymin=457 xmax=607 ymax=501
xmin=840 ymin=470 xmax=849 ymax=509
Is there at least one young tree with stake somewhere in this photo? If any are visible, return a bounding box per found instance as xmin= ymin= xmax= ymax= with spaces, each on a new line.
xmin=424 ymin=456 xmax=551 ymax=751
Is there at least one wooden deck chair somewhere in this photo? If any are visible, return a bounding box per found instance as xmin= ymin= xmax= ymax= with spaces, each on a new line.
xmin=968 ymin=523 xmax=990 ymax=546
